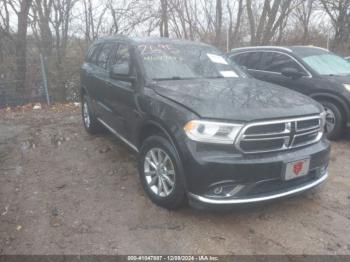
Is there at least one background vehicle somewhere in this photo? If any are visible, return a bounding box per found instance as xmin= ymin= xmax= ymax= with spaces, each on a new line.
xmin=81 ymin=37 xmax=329 ymax=210
xmin=345 ymin=56 xmax=350 ymax=62
xmin=228 ymin=46 xmax=350 ymax=139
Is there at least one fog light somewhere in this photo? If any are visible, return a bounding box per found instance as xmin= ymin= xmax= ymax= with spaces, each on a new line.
xmin=213 ymin=186 xmax=223 ymax=195
xmin=210 ymin=184 xmax=245 ymax=198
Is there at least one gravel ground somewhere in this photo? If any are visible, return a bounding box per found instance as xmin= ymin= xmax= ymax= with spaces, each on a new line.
xmin=0 ymin=104 xmax=350 ymax=255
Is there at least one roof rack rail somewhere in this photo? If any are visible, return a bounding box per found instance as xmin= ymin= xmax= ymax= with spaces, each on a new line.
xmin=231 ymin=46 xmax=292 ymax=52
xmin=292 ymin=45 xmax=329 ymax=52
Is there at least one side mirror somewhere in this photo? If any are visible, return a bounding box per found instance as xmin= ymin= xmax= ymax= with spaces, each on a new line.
xmin=281 ymin=67 xmax=305 ymax=79
xmin=110 ymin=63 xmax=135 ymax=82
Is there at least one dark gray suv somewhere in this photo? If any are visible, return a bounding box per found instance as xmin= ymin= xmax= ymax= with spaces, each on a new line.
xmin=228 ymin=46 xmax=350 ymax=139
xmin=81 ymin=37 xmax=330 ymax=210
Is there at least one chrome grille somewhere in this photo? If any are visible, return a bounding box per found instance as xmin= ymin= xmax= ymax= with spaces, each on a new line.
xmin=236 ymin=115 xmax=323 ymax=154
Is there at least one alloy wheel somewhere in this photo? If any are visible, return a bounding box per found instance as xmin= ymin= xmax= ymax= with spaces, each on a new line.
xmin=323 ymin=106 xmax=336 ymax=135
xmin=144 ymin=148 xmax=176 ymax=197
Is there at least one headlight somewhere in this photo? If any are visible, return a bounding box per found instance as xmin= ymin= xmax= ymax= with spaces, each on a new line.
xmin=343 ymin=84 xmax=350 ymax=92
xmin=183 ymin=120 xmax=243 ymax=144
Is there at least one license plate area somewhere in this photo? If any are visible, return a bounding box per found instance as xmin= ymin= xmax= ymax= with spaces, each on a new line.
xmin=283 ymin=158 xmax=310 ymax=181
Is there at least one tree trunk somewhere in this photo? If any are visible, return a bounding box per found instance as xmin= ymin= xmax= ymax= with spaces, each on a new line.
xmin=232 ymin=0 xmax=243 ymax=48
xmin=15 ymin=0 xmax=33 ymax=91
xmin=215 ymin=0 xmax=222 ymax=46
xmin=246 ymin=0 xmax=256 ymax=45
xmin=160 ymin=0 xmax=169 ymax=37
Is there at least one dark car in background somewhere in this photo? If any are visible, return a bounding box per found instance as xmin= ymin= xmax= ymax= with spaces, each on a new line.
xmin=228 ymin=46 xmax=350 ymax=139
xmin=81 ymin=37 xmax=329 ymax=210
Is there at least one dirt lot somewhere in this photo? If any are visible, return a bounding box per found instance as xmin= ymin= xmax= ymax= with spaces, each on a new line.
xmin=0 ymin=104 xmax=350 ymax=255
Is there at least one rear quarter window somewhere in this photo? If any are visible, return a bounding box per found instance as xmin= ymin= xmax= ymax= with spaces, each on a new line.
xmin=86 ymin=44 xmax=100 ymax=64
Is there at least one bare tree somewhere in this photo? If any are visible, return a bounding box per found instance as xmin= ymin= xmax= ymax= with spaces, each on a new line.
xmin=320 ymin=0 xmax=350 ymax=52
xmin=227 ymin=0 xmax=243 ymax=49
xmin=246 ymin=0 xmax=296 ymax=45
xmin=160 ymin=0 xmax=169 ymax=37
xmin=31 ymin=0 xmax=53 ymax=57
xmin=0 ymin=0 xmax=13 ymax=62
xmin=49 ymin=0 xmax=77 ymax=101
xmin=0 ymin=0 xmax=12 ymax=38
xmin=294 ymin=0 xmax=315 ymax=44
xmin=7 ymin=0 xmax=33 ymax=90
xmin=82 ymin=0 xmax=94 ymax=43
xmin=215 ymin=0 xmax=222 ymax=45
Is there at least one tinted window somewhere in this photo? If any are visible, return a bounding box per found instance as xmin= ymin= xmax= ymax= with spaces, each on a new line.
xmin=96 ymin=43 xmax=115 ymax=69
xmin=86 ymin=44 xmax=97 ymax=62
xmin=260 ymin=52 xmax=303 ymax=73
xmin=111 ymin=43 xmax=130 ymax=68
xmin=230 ymin=53 xmax=247 ymax=65
xmin=87 ymin=44 xmax=101 ymax=64
xmin=231 ymin=52 xmax=262 ymax=70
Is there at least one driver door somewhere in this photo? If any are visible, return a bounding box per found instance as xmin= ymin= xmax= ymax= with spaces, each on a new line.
xmin=256 ymin=51 xmax=313 ymax=95
xmin=105 ymin=42 xmax=136 ymax=139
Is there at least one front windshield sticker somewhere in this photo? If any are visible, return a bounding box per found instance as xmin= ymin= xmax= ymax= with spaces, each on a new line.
xmin=207 ymin=54 xmax=228 ymax=65
xmin=220 ymin=71 xmax=238 ymax=78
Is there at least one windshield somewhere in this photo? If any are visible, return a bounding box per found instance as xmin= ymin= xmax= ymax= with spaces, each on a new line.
xmin=137 ymin=42 xmax=245 ymax=80
xmin=302 ymin=53 xmax=350 ymax=76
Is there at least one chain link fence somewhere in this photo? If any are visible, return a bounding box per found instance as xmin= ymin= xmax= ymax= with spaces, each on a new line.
xmin=0 ymin=41 xmax=85 ymax=108
xmin=0 ymin=56 xmax=44 ymax=108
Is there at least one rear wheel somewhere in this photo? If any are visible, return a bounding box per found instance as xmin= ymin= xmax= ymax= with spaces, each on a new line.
xmin=320 ymin=100 xmax=344 ymax=140
xmin=138 ymin=135 xmax=186 ymax=209
xmin=82 ymin=94 xmax=101 ymax=134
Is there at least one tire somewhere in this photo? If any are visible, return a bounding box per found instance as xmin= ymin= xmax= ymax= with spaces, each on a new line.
xmin=81 ymin=94 xmax=102 ymax=134
xmin=138 ymin=135 xmax=186 ymax=210
xmin=319 ymin=100 xmax=344 ymax=140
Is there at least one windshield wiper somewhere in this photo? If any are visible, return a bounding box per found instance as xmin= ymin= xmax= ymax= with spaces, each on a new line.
xmin=153 ymin=76 xmax=195 ymax=81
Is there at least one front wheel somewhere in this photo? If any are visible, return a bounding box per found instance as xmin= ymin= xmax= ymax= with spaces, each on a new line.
xmin=320 ymin=100 xmax=344 ymax=140
xmin=138 ymin=135 xmax=186 ymax=210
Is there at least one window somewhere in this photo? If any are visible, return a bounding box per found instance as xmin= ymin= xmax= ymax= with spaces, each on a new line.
xmin=96 ymin=43 xmax=115 ymax=69
xmin=232 ymin=52 xmax=263 ymax=70
xmin=260 ymin=52 xmax=304 ymax=73
xmin=302 ymin=54 xmax=350 ymax=76
xmin=138 ymin=43 xmax=244 ymax=80
xmin=108 ymin=43 xmax=132 ymax=76
xmin=86 ymin=45 xmax=96 ymax=62
xmin=112 ymin=43 xmax=130 ymax=67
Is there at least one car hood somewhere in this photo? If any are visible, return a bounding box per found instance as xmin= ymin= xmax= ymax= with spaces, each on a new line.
xmin=151 ymin=78 xmax=322 ymax=122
